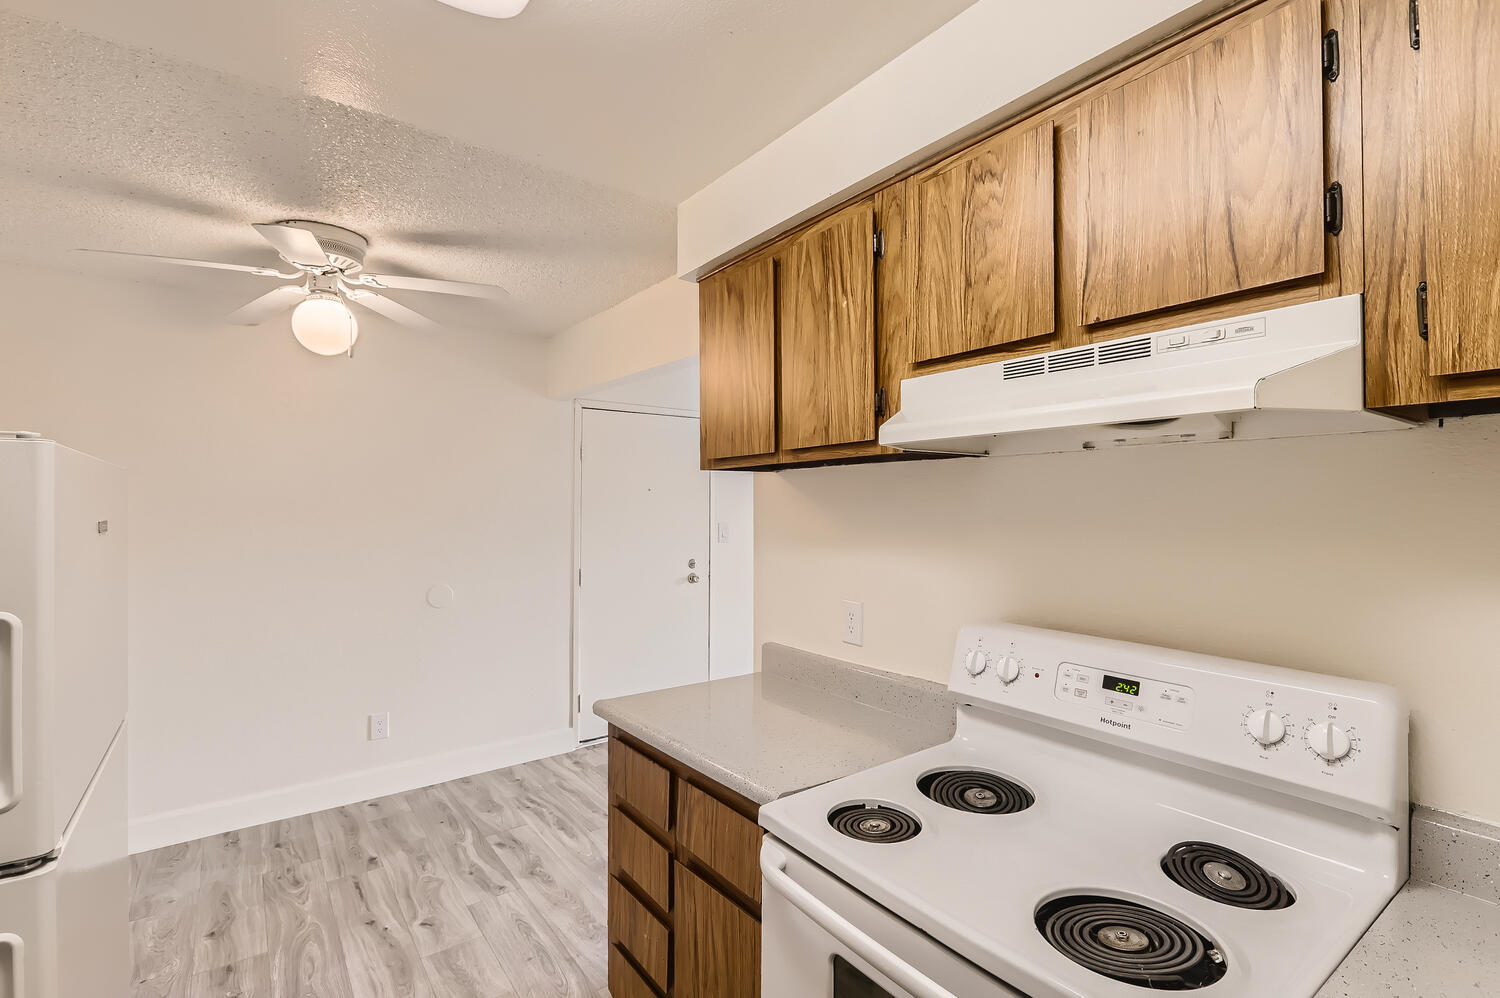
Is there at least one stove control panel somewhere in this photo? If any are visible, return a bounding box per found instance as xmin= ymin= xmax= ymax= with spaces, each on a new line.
xmin=1053 ymin=662 xmax=1194 ymax=729
xmin=949 ymin=623 xmax=1408 ymax=823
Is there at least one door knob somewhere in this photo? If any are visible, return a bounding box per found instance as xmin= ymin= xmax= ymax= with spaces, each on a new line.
xmin=687 ymin=572 xmax=701 ymax=584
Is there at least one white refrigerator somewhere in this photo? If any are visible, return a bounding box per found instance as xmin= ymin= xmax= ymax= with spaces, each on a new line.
xmin=0 ymin=432 xmax=128 ymax=997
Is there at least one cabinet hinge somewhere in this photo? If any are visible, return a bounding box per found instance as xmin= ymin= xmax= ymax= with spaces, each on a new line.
xmin=1409 ymin=0 xmax=1421 ymax=49
xmin=874 ymin=386 xmax=888 ymax=421
xmin=577 ymin=568 xmax=583 ymax=586
xmin=1322 ymin=29 xmax=1340 ymax=81
xmin=1416 ymin=281 xmax=1429 ymax=341
xmin=577 ymin=694 xmax=581 ymax=713
xmin=873 ymin=228 xmax=885 ymax=260
xmin=1323 ymin=182 xmax=1344 ymax=236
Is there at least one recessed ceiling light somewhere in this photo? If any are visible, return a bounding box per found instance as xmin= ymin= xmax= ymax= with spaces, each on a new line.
xmin=434 ymin=0 xmax=531 ymax=18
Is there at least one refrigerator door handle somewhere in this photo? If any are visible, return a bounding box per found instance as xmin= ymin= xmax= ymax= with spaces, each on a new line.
xmin=0 ymin=933 xmax=21 ymax=998
xmin=0 ymin=614 xmax=19 ymax=815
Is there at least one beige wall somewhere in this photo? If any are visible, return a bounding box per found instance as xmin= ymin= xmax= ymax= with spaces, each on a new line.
xmin=755 ymin=417 xmax=1500 ymax=824
xmin=0 ymin=262 xmax=575 ymax=850
xmin=547 ymin=276 xmax=698 ymax=399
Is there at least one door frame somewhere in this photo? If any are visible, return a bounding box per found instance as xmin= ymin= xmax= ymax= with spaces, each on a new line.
xmin=571 ymin=399 xmax=707 ymax=745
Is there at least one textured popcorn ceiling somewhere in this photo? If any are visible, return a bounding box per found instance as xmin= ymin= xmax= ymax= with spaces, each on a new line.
xmin=0 ymin=1 xmax=975 ymax=336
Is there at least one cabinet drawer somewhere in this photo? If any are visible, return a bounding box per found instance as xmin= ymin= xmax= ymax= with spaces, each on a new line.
xmin=609 ymin=806 xmax=670 ymax=910
xmin=609 ymin=738 xmax=671 ymax=833
xmin=676 ymin=780 xmax=763 ymax=904
xmin=609 ymin=944 xmax=659 ymax=998
xmin=609 ymin=877 xmax=669 ymax=989
xmin=674 ymin=862 xmax=760 ymax=998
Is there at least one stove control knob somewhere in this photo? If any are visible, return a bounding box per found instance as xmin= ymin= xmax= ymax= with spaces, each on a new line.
xmin=995 ymin=655 xmax=1021 ymax=684
xmin=1307 ymin=722 xmax=1352 ymax=762
xmin=1246 ymin=709 xmax=1286 ymax=746
xmin=964 ymin=649 xmax=989 ymax=677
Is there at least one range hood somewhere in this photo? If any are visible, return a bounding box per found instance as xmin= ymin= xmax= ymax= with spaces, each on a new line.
xmin=878 ymin=294 xmax=1414 ymax=456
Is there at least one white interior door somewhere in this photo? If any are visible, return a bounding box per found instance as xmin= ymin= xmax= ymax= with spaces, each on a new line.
xmin=577 ymin=406 xmax=710 ymax=741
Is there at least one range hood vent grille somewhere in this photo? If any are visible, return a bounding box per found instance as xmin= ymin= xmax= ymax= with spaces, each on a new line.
xmin=1098 ymin=335 xmax=1154 ymax=365
xmin=999 ymin=334 xmax=1157 ymax=384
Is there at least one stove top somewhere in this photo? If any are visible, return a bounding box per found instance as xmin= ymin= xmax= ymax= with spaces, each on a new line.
xmin=758 ymin=624 xmax=1408 ymax=998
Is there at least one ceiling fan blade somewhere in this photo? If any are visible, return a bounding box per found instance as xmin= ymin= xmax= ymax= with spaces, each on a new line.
xmin=347 ymin=290 xmax=438 ymax=330
xmin=357 ymin=273 xmax=508 ymax=300
xmin=252 ymin=222 xmax=332 ymax=269
xmin=71 ymin=248 xmax=292 ymax=278
xmin=225 ymin=285 xmax=309 ymax=325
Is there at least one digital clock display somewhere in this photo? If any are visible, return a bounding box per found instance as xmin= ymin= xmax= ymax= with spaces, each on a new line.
xmin=1103 ymin=674 xmax=1141 ymax=697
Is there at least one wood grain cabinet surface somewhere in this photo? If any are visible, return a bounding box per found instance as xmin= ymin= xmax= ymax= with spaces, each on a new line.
xmin=607 ymin=731 xmax=765 ymax=998
xmin=778 ymin=199 xmax=878 ymax=451
xmin=1362 ymin=0 xmax=1500 ymax=405
xmin=913 ymin=120 xmax=1057 ymax=362
xmin=695 ymin=0 xmax=1500 ymax=448
xmin=1080 ymin=0 xmax=1326 ymax=324
xmin=698 ymin=257 xmax=777 ymax=462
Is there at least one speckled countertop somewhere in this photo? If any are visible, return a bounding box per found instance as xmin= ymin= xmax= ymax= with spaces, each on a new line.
xmin=591 ymin=643 xmax=957 ymax=805
xmin=1317 ymin=807 xmax=1500 ymax=996
xmin=594 ymin=646 xmax=1499 ymax=995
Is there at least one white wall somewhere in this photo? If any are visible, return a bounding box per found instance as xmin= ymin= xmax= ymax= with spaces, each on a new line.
xmin=0 ymin=262 xmax=576 ymax=851
xmin=548 ymin=277 xmax=699 ymax=399
xmin=755 ymin=418 xmax=1500 ymax=825
xmin=677 ymin=0 xmax=1224 ymax=275
xmin=570 ymin=359 xmax=755 ymax=682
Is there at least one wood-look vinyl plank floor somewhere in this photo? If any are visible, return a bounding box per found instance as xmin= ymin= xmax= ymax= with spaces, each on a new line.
xmin=131 ymin=744 xmax=608 ymax=998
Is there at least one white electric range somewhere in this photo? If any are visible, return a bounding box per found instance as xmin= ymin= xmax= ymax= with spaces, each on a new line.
xmin=758 ymin=623 xmax=1408 ymax=998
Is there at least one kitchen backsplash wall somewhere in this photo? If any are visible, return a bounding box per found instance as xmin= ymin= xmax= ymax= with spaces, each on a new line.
xmin=754 ymin=414 xmax=1500 ymax=824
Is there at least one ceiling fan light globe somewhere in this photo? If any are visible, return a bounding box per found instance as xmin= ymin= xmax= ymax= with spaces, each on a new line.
xmin=434 ymin=0 xmax=530 ymax=18
xmin=291 ymin=295 xmax=359 ymax=356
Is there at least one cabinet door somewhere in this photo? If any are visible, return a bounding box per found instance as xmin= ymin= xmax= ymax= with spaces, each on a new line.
xmin=699 ymin=257 xmax=776 ymax=461
xmin=1421 ymin=0 xmax=1500 ymax=376
xmin=673 ymin=863 xmax=759 ymax=998
xmin=914 ymin=120 xmax=1056 ymax=362
xmin=778 ymin=200 xmax=876 ymax=450
xmin=1080 ymin=0 xmax=1326 ymax=324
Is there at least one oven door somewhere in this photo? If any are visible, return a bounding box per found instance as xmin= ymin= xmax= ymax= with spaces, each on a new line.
xmin=761 ymin=837 xmax=1027 ymax=998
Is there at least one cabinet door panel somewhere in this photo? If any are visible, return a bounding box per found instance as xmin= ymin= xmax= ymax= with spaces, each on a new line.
xmin=1421 ymin=0 xmax=1500 ymax=375
xmin=779 ymin=201 xmax=876 ymax=450
xmin=699 ymin=258 xmax=776 ymax=461
xmin=914 ymin=122 xmax=1057 ymax=362
xmin=673 ymin=863 xmax=759 ymax=998
xmin=1081 ymin=0 xmax=1325 ymax=324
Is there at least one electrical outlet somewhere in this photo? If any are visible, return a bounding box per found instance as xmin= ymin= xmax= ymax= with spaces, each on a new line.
xmin=369 ymin=712 xmax=390 ymax=740
xmin=842 ymin=600 xmax=864 ymax=646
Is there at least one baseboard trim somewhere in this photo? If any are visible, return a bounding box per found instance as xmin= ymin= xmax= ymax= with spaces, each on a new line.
xmin=128 ymin=726 xmax=576 ymax=854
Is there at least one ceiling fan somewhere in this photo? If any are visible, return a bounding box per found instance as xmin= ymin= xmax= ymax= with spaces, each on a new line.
xmin=75 ymin=221 xmax=507 ymax=357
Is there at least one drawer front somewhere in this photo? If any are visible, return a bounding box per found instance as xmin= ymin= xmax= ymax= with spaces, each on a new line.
xmin=609 ymin=877 xmax=669 ymax=989
xmin=609 ymin=806 xmax=670 ymax=910
xmin=609 ymin=738 xmax=672 ymax=833
xmin=676 ymin=780 xmax=763 ymax=904
xmin=608 ymin=944 xmax=658 ymax=998
xmin=674 ymin=862 xmax=760 ymax=998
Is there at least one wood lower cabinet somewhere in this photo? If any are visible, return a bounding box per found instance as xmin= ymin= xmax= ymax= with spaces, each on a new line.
xmin=607 ymin=729 xmax=763 ymax=998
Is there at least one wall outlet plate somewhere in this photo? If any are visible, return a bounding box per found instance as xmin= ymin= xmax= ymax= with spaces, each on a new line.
xmin=842 ymin=600 xmax=864 ymax=646
xmin=369 ymin=712 xmax=390 ymax=740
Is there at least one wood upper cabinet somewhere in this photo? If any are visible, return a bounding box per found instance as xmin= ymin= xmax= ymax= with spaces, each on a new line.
xmin=1362 ymin=0 xmax=1500 ymax=405
xmin=913 ymin=120 xmax=1057 ymax=363
xmin=1419 ymin=0 xmax=1500 ymax=377
xmin=778 ymin=199 xmax=877 ymax=450
xmin=1080 ymin=0 xmax=1327 ymax=324
xmin=699 ymin=257 xmax=776 ymax=462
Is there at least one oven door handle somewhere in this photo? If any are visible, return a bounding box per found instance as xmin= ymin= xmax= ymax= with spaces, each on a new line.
xmin=761 ymin=842 xmax=961 ymax=998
